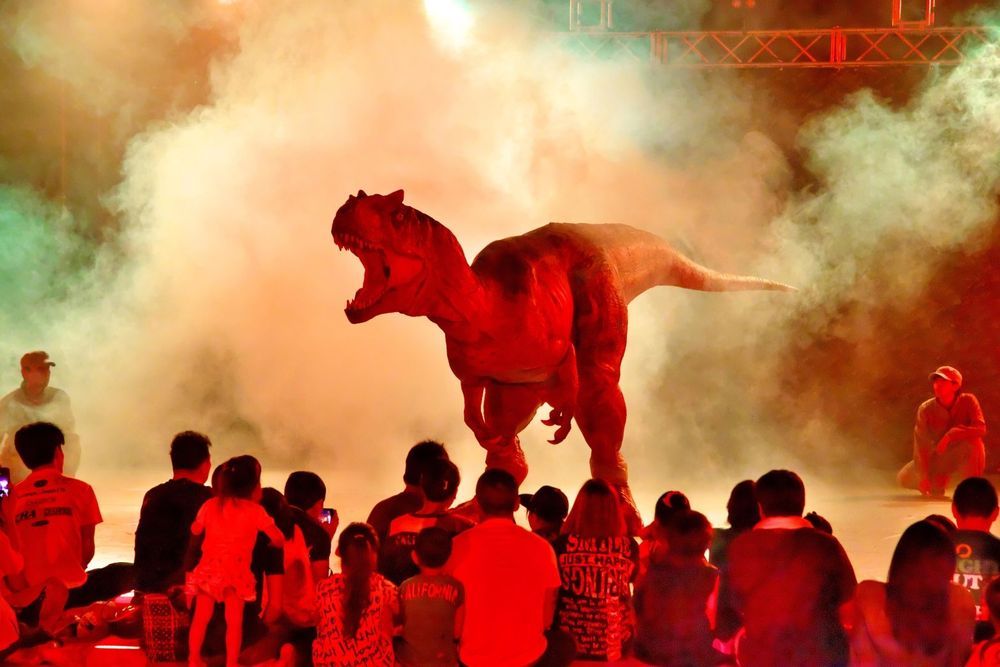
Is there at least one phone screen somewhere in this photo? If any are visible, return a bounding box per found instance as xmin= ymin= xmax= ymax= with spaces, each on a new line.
xmin=0 ymin=467 xmax=10 ymax=499
xmin=320 ymin=508 xmax=335 ymax=524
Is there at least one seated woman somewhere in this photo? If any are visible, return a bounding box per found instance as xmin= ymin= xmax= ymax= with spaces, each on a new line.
xmin=849 ymin=519 xmax=975 ymax=666
xmin=553 ymin=478 xmax=638 ymax=662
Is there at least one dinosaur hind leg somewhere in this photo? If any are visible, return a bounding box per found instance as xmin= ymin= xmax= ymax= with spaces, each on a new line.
xmin=481 ymin=382 xmax=544 ymax=485
xmin=572 ymin=273 xmax=642 ymax=533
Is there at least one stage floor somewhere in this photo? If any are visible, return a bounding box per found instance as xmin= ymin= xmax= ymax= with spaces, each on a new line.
xmin=84 ymin=466 xmax=976 ymax=583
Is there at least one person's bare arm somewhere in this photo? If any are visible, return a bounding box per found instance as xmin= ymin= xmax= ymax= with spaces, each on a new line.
xmin=80 ymin=524 xmax=96 ymax=567
xmin=263 ymin=524 xmax=285 ymax=548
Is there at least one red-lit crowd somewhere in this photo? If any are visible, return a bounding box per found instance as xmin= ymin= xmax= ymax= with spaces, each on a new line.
xmin=0 ymin=355 xmax=995 ymax=666
xmin=0 ymin=427 xmax=1000 ymax=667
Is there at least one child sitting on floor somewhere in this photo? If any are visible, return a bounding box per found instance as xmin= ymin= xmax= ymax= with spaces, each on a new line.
xmin=397 ymin=527 xmax=465 ymax=667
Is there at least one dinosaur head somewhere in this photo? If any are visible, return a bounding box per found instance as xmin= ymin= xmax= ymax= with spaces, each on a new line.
xmin=332 ymin=189 xmax=450 ymax=324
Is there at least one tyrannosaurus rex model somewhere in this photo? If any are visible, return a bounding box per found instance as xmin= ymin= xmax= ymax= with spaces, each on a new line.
xmin=332 ymin=190 xmax=793 ymax=525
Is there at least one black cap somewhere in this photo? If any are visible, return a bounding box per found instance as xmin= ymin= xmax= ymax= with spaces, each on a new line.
xmin=519 ymin=485 xmax=569 ymax=523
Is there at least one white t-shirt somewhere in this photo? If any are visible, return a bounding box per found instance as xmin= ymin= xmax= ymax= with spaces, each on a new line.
xmin=0 ymin=386 xmax=76 ymax=482
xmin=6 ymin=468 xmax=102 ymax=588
xmin=281 ymin=525 xmax=317 ymax=627
xmin=447 ymin=517 xmax=561 ymax=667
xmin=0 ymin=386 xmax=76 ymax=439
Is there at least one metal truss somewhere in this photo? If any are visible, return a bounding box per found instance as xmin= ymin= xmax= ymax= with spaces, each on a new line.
xmin=560 ymin=26 xmax=993 ymax=68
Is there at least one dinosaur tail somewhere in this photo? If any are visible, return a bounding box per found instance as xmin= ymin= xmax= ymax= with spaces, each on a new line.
xmin=573 ymin=224 xmax=796 ymax=302
xmin=643 ymin=249 xmax=797 ymax=297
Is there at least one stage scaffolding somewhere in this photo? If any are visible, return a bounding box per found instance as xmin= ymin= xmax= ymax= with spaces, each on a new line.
xmin=563 ymin=0 xmax=993 ymax=68
xmin=559 ymin=26 xmax=992 ymax=68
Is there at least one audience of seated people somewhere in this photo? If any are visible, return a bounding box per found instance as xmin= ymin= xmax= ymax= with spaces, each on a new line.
xmin=9 ymin=421 xmax=1000 ymax=666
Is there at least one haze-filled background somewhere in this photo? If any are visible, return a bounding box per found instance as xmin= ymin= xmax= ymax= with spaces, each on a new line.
xmin=2 ymin=0 xmax=1000 ymax=520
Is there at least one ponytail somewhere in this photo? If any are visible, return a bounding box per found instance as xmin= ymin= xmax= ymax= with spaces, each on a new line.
xmin=338 ymin=523 xmax=378 ymax=639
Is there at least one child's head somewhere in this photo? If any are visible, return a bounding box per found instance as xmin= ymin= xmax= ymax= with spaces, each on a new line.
xmin=953 ymin=477 xmax=999 ymax=521
xmin=337 ymin=522 xmax=379 ymax=567
xmin=219 ymin=455 xmax=262 ymax=500
xmin=413 ymin=526 xmax=452 ymax=570
xmin=654 ymin=490 xmax=690 ymax=528
xmin=665 ymin=510 xmax=713 ymax=559
xmin=337 ymin=523 xmax=380 ymax=639
xmin=420 ymin=459 xmax=461 ymax=506
xmin=14 ymin=422 xmax=64 ymax=470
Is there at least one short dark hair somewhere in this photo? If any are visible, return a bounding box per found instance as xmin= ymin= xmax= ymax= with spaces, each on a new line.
xmin=475 ymin=468 xmax=519 ymax=516
xmin=403 ymin=440 xmax=449 ymax=486
xmin=421 ymin=459 xmax=460 ymax=503
xmin=726 ymin=480 xmax=759 ymax=531
xmin=284 ymin=471 xmax=327 ymax=510
xmin=666 ymin=510 xmax=713 ymax=558
xmin=755 ymin=469 xmax=805 ymax=517
xmin=414 ymin=526 xmax=452 ymax=568
xmin=953 ymin=477 xmax=999 ymax=519
xmin=14 ymin=422 xmax=64 ymax=469
xmin=169 ymin=431 xmax=211 ymax=471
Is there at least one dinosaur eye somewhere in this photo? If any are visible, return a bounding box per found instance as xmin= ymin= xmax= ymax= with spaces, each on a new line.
xmin=394 ymin=212 xmax=404 ymax=222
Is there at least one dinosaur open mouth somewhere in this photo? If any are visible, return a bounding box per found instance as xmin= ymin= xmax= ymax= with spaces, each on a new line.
xmin=333 ymin=232 xmax=390 ymax=315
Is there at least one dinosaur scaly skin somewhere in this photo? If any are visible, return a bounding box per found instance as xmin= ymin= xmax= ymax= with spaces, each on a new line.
xmin=332 ymin=190 xmax=793 ymax=529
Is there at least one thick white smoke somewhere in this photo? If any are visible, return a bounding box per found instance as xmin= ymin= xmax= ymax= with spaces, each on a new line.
xmin=2 ymin=0 xmax=999 ymax=530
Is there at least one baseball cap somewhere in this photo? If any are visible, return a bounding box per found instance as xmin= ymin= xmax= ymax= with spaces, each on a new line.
xmin=929 ymin=366 xmax=962 ymax=385
xmin=519 ymin=485 xmax=569 ymax=523
xmin=20 ymin=351 xmax=55 ymax=369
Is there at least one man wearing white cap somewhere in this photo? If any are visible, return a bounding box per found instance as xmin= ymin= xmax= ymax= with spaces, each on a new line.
xmin=898 ymin=366 xmax=987 ymax=496
xmin=0 ymin=351 xmax=79 ymax=482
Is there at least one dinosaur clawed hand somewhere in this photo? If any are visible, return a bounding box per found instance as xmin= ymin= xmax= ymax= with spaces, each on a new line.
xmin=541 ymin=408 xmax=573 ymax=445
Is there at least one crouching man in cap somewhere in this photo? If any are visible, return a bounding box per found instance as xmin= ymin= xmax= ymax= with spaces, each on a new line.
xmin=0 ymin=351 xmax=80 ymax=483
xmin=898 ymin=366 xmax=987 ymax=497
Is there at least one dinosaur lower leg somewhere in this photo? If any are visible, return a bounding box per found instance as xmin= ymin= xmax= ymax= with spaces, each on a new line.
xmin=484 ymin=436 xmax=528 ymax=485
xmin=574 ymin=381 xmax=643 ymax=534
xmin=480 ymin=383 xmax=543 ymax=486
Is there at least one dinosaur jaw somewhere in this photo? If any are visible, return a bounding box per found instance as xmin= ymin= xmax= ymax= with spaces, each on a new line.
xmin=334 ymin=232 xmax=423 ymax=323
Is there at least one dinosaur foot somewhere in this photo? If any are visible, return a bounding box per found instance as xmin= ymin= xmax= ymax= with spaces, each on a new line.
xmin=614 ymin=483 xmax=644 ymax=537
xmin=484 ymin=439 xmax=528 ymax=486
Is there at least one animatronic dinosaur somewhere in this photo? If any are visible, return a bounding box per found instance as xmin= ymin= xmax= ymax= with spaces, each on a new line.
xmin=332 ymin=190 xmax=793 ymax=521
